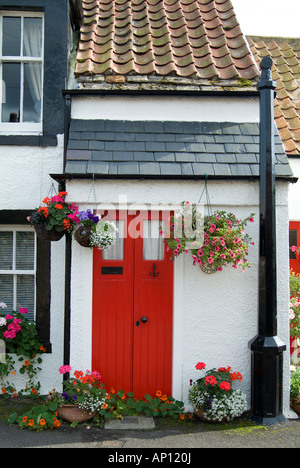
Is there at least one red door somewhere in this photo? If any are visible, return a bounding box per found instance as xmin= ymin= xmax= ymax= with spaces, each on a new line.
xmin=290 ymin=221 xmax=300 ymax=275
xmin=92 ymin=211 xmax=173 ymax=399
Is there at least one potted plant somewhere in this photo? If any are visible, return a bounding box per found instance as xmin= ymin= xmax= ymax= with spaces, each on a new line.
xmin=28 ymin=191 xmax=79 ymax=241
xmin=47 ymin=366 xmax=106 ymax=423
xmin=188 ymin=361 xmax=247 ymax=422
xmin=72 ymin=209 xmax=117 ymax=250
xmin=290 ymin=366 xmax=300 ymax=416
xmin=161 ymin=202 xmax=255 ymax=273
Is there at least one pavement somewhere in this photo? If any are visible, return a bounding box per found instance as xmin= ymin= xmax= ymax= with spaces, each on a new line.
xmin=1 ymin=398 xmax=300 ymax=450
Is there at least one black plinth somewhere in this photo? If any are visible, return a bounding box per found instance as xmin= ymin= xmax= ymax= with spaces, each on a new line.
xmin=250 ymin=335 xmax=286 ymax=425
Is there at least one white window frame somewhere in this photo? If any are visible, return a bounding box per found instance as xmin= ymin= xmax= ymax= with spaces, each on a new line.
xmin=0 ymin=11 xmax=44 ymax=135
xmin=0 ymin=226 xmax=37 ymax=319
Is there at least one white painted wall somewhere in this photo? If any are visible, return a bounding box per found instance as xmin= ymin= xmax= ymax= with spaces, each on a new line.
xmin=71 ymin=95 xmax=260 ymax=123
xmin=0 ymin=135 xmax=66 ymax=394
xmin=66 ymin=178 xmax=291 ymax=416
xmin=289 ymin=158 xmax=300 ymax=221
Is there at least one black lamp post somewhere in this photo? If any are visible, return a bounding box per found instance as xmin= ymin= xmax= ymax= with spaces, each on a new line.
xmin=249 ymin=56 xmax=286 ymax=425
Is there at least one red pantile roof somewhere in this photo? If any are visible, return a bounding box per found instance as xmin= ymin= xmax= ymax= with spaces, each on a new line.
xmin=75 ymin=0 xmax=259 ymax=83
xmin=248 ymin=36 xmax=300 ymax=156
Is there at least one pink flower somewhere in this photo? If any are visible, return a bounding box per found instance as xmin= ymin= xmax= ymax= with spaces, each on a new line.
xmin=19 ymin=308 xmax=28 ymax=314
xmin=249 ymin=217 xmax=254 ymax=222
xmin=291 ymin=245 xmax=298 ymax=252
xmin=59 ymin=365 xmax=72 ymax=375
xmin=5 ymin=315 xmax=13 ymax=321
xmin=208 ymin=258 xmax=214 ymax=264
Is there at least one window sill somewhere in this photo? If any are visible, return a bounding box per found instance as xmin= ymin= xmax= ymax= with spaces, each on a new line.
xmin=0 ymin=134 xmax=57 ymax=146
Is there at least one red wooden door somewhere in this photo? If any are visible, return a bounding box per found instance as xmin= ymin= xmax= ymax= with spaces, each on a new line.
xmin=92 ymin=211 xmax=173 ymax=399
xmin=290 ymin=221 xmax=300 ymax=275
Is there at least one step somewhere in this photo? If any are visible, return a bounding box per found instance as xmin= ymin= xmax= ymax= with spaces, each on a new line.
xmin=104 ymin=415 xmax=155 ymax=430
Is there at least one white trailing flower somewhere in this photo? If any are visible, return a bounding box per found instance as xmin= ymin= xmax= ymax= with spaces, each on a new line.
xmin=188 ymin=386 xmax=247 ymax=422
xmin=89 ymin=220 xmax=117 ymax=250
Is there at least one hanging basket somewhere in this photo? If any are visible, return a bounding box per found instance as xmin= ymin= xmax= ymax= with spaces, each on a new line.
xmin=74 ymin=224 xmax=93 ymax=247
xmin=200 ymin=263 xmax=218 ymax=274
xmin=34 ymin=224 xmax=65 ymax=242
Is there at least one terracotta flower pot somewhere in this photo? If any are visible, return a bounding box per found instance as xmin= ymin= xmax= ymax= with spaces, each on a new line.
xmin=291 ymin=399 xmax=300 ymax=416
xmin=57 ymin=405 xmax=97 ymax=423
xmin=34 ymin=224 xmax=65 ymax=241
xmin=194 ymin=408 xmax=229 ymax=423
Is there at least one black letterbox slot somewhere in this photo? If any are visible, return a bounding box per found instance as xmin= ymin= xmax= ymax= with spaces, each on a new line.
xmin=101 ymin=266 xmax=123 ymax=275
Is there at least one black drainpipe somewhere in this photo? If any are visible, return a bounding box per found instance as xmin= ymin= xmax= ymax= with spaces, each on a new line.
xmin=249 ymin=57 xmax=286 ymax=424
xmin=62 ymin=93 xmax=72 ymax=380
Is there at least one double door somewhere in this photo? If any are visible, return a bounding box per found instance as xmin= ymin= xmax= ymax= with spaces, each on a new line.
xmin=92 ymin=212 xmax=173 ymax=399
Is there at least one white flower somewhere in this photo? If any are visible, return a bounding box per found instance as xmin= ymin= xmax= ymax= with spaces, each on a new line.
xmin=0 ymin=317 xmax=7 ymax=327
xmin=0 ymin=302 xmax=7 ymax=309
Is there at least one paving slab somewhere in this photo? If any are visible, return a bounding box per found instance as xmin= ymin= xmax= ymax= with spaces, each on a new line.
xmin=104 ymin=415 xmax=155 ymax=430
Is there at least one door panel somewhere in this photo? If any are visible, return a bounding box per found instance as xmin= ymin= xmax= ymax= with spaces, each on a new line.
xmin=92 ymin=211 xmax=173 ymax=399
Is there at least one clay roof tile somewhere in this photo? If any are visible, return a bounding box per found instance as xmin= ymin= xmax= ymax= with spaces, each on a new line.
xmin=75 ymin=0 xmax=259 ymax=82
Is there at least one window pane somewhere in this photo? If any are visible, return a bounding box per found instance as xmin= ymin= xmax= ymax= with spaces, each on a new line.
xmin=23 ymin=17 xmax=43 ymax=57
xmin=2 ymin=62 xmax=20 ymax=122
xmin=23 ymin=62 xmax=42 ymax=122
xmin=16 ymin=232 xmax=35 ymax=270
xmin=2 ymin=16 xmax=21 ymax=56
xmin=143 ymin=220 xmax=164 ymax=260
xmin=0 ymin=232 xmax=13 ymax=270
xmin=17 ymin=275 xmax=34 ymax=321
xmin=0 ymin=275 xmax=14 ymax=311
xmin=290 ymin=229 xmax=298 ymax=260
xmin=102 ymin=221 xmax=124 ymax=260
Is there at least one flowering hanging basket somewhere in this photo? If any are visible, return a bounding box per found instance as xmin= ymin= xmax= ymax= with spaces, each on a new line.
xmin=28 ymin=191 xmax=79 ymax=241
xmin=161 ymin=202 xmax=255 ymax=273
xmin=34 ymin=224 xmax=65 ymax=242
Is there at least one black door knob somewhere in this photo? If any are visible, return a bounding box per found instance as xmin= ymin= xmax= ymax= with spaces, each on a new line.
xmin=140 ymin=316 xmax=147 ymax=323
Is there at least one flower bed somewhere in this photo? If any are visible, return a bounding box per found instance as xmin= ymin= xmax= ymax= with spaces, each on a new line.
xmin=0 ymin=303 xmax=45 ymax=398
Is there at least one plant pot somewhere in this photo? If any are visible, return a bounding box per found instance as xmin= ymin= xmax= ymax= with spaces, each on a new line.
xmin=194 ymin=408 xmax=229 ymax=423
xmin=57 ymin=405 xmax=97 ymax=423
xmin=291 ymin=399 xmax=300 ymax=416
xmin=34 ymin=224 xmax=65 ymax=241
xmin=74 ymin=225 xmax=93 ymax=247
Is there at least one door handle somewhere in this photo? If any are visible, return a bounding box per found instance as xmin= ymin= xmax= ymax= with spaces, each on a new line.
xmin=140 ymin=316 xmax=147 ymax=323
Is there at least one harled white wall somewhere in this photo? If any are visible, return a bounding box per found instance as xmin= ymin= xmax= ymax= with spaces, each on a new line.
xmin=66 ymin=178 xmax=291 ymax=416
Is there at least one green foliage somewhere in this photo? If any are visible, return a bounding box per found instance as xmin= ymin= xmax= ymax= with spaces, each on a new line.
xmin=0 ymin=306 xmax=45 ymax=397
xmin=290 ymin=367 xmax=300 ymax=401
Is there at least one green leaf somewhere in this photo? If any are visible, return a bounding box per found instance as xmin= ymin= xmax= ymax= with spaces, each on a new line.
xmin=7 ymin=412 xmax=18 ymax=425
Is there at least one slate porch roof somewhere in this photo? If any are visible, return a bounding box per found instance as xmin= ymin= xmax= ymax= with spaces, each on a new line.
xmin=248 ymin=36 xmax=300 ymax=156
xmin=64 ymin=119 xmax=293 ymax=178
xmin=75 ymin=0 xmax=259 ymax=90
